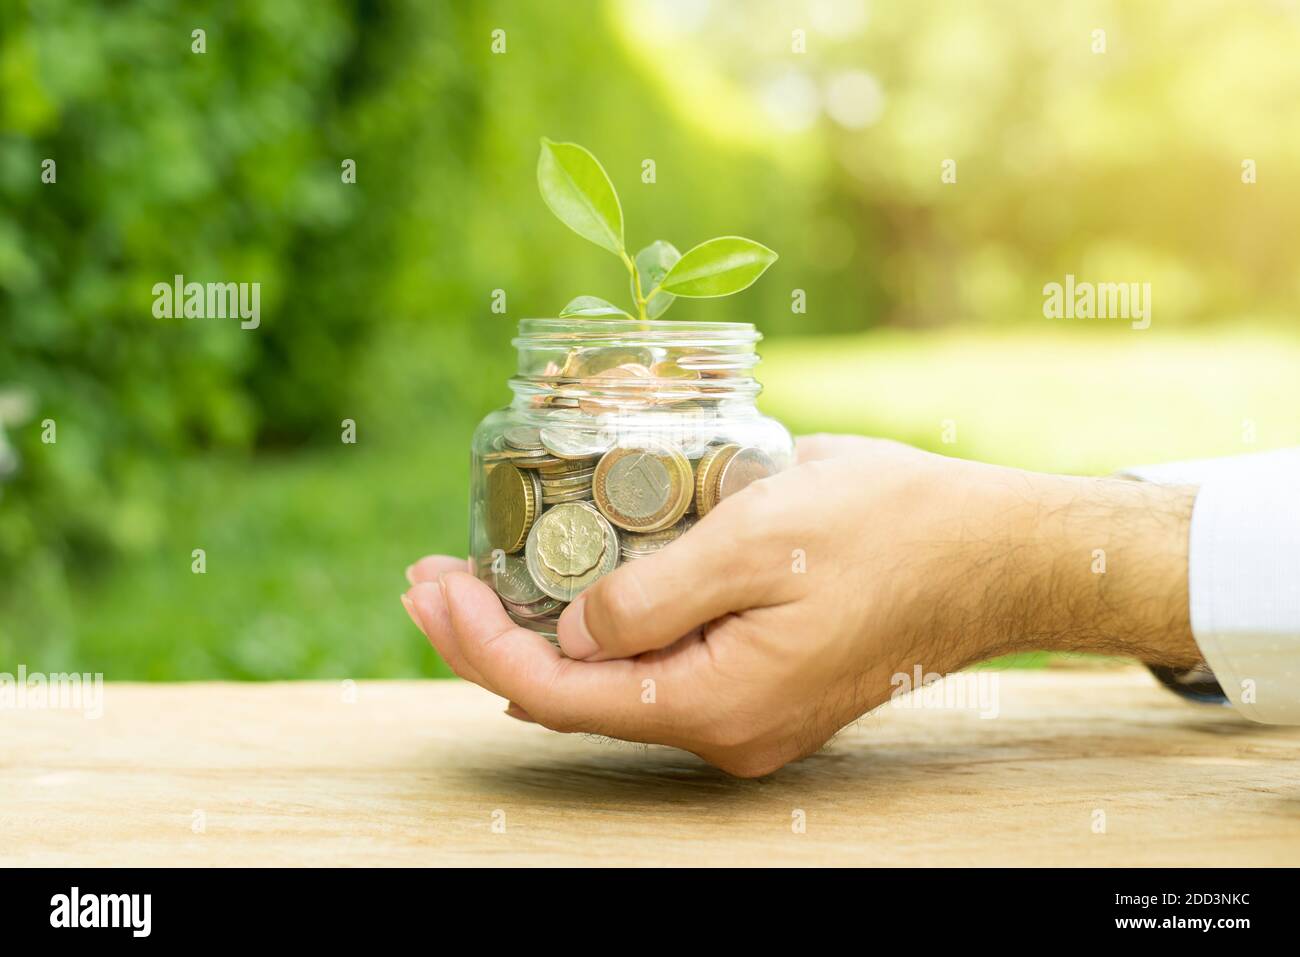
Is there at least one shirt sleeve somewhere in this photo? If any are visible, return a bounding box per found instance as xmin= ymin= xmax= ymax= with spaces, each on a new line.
xmin=1119 ymin=448 xmax=1300 ymax=724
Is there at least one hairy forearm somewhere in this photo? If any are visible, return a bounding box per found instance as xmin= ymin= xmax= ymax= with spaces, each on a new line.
xmin=1035 ymin=476 xmax=1197 ymax=666
xmin=933 ymin=465 xmax=1200 ymax=670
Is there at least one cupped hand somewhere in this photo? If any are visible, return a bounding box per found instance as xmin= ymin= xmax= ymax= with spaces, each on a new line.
xmin=402 ymin=434 xmax=1196 ymax=776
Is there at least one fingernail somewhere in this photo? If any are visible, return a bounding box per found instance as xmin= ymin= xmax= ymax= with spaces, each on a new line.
xmin=504 ymin=703 xmax=536 ymax=723
xmin=400 ymin=592 xmax=420 ymax=629
xmin=404 ymin=564 xmax=419 ymax=586
xmin=558 ymin=593 xmax=599 ymax=660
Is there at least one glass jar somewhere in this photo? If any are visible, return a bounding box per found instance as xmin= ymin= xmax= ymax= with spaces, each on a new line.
xmin=469 ymin=318 xmax=794 ymax=643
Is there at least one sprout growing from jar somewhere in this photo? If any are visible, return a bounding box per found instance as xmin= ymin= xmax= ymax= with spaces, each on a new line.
xmin=536 ymin=138 xmax=778 ymax=323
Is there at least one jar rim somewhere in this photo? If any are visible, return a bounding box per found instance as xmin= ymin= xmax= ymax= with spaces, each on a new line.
xmin=514 ymin=317 xmax=761 ymax=346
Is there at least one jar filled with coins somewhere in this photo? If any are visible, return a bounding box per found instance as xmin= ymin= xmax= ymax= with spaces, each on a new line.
xmin=469 ymin=318 xmax=794 ymax=644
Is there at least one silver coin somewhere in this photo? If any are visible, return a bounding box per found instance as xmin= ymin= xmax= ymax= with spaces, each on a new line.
xmin=503 ymin=426 xmax=544 ymax=451
xmin=491 ymin=553 xmax=547 ymax=605
xmin=540 ymin=425 xmax=615 ymax=460
xmin=497 ymin=445 xmax=550 ymax=462
xmin=502 ymin=594 xmax=565 ymax=619
xmin=604 ymin=451 xmax=673 ymax=520
xmin=620 ymin=517 xmax=694 ymax=556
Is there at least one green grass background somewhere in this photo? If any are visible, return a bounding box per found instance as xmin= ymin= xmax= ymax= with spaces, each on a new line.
xmin=6 ymin=1 xmax=1300 ymax=680
xmin=14 ymin=325 xmax=1293 ymax=681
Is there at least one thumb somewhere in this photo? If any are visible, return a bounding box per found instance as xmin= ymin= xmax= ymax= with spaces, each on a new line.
xmin=555 ymin=505 xmax=773 ymax=660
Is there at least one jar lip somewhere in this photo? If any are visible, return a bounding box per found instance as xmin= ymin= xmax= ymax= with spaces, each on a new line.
xmin=514 ymin=317 xmax=761 ymax=345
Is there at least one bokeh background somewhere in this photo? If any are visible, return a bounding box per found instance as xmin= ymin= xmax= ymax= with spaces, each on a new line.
xmin=3 ymin=0 xmax=1298 ymax=679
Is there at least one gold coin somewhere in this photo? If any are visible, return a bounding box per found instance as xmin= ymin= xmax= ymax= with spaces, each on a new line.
xmin=716 ymin=446 xmax=777 ymax=501
xmin=538 ymin=457 xmax=599 ymax=476
xmin=514 ymin=453 xmax=567 ymax=469
xmin=486 ymin=462 xmax=540 ymax=554
xmin=540 ymin=469 xmax=596 ymax=490
xmin=649 ymin=359 xmax=701 ymax=380
xmin=526 ymin=502 xmax=620 ymax=602
xmin=536 ymin=506 xmax=605 ymax=578
xmin=694 ymin=443 xmax=740 ymax=517
xmin=577 ymin=366 xmax=653 ymax=416
xmin=561 ymin=346 xmax=655 ymax=378
xmin=593 ymin=445 xmax=693 ymax=532
xmin=541 ymin=488 xmax=594 ymax=505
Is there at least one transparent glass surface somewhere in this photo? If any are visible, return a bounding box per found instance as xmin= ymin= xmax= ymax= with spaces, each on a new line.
xmin=469 ymin=318 xmax=794 ymax=644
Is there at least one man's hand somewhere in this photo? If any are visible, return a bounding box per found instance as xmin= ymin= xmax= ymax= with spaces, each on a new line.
xmin=403 ymin=435 xmax=1198 ymax=777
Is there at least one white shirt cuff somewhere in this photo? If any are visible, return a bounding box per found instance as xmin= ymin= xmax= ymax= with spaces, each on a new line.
xmin=1121 ymin=448 xmax=1300 ymax=724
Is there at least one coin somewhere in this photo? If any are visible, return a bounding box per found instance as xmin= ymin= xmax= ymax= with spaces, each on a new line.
xmin=541 ymin=503 xmax=608 ymax=578
xmin=540 ymin=424 xmax=614 ymax=460
xmin=491 ymin=553 xmax=548 ymax=606
xmin=649 ymin=359 xmax=701 ymax=380
xmin=561 ymin=346 xmax=655 ymax=378
xmin=525 ymin=502 xmax=620 ymax=602
xmin=665 ymin=405 xmax=717 ymax=457
xmin=620 ymin=517 xmax=695 ymax=559
xmin=497 ymin=445 xmax=551 ymax=462
xmin=716 ymin=446 xmax=777 ymax=500
xmin=480 ymin=340 xmax=791 ymax=616
xmin=514 ymin=454 xmax=567 ymax=469
xmin=577 ymin=365 xmax=654 ymax=416
xmin=486 ymin=462 xmax=541 ymax=553
xmin=593 ymin=445 xmax=693 ymax=532
xmin=502 ymin=594 xmax=565 ymax=620
xmin=539 ymin=469 xmax=596 ymax=490
xmin=503 ymin=426 xmax=544 ymax=450
xmin=693 ymin=443 xmax=739 ymax=517
xmin=537 ymin=456 xmax=599 ymax=476
xmin=541 ymin=487 xmax=594 ymax=505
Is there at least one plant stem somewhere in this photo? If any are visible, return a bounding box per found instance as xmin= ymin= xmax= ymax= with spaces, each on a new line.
xmin=622 ymin=251 xmax=648 ymax=322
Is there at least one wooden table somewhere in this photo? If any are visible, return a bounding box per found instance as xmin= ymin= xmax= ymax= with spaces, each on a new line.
xmin=4 ymin=667 xmax=1299 ymax=866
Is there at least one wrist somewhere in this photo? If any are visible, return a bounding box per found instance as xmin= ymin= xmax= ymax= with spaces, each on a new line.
xmin=1008 ymin=472 xmax=1199 ymax=667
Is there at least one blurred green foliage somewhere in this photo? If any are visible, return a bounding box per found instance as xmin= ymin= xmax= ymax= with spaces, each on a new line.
xmin=1 ymin=0 xmax=1298 ymax=678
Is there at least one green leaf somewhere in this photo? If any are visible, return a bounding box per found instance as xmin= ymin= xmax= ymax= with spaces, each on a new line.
xmin=558 ymin=295 xmax=635 ymax=319
xmin=659 ymin=236 xmax=778 ymax=298
xmin=632 ymin=241 xmax=681 ymax=319
xmin=537 ymin=138 xmax=624 ymax=255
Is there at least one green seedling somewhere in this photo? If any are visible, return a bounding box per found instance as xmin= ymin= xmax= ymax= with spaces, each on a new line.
xmin=537 ymin=138 xmax=778 ymax=322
